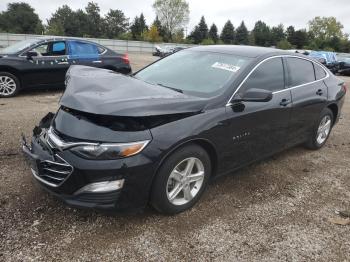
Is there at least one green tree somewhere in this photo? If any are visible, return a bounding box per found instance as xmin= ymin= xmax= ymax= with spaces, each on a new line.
xmin=74 ymin=9 xmax=89 ymax=37
xmin=45 ymin=21 xmax=65 ymax=36
xmin=173 ymin=29 xmax=184 ymax=43
xmin=188 ymin=16 xmax=208 ymax=44
xmin=153 ymin=0 xmax=189 ymax=40
xmin=104 ymin=9 xmax=129 ymax=39
xmin=130 ymin=13 xmax=148 ymax=40
xmin=85 ymin=2 xmax=103 ymax=37
xmin=271 ymin=24 xmax=285 ymax=46
xmin=308 ymin=16 xmax=344 ymax=41
xmin=220 ymin=20 xmax=235 ymax=44
xmin=276 ymin=39 xmax=293 ymax=50
xmin=201 ymin=38 xmax=215 ymax=45
xmin=198 ymin=16 xmax=208 ymax=41
xmin=188 ymin=25 xmax=201 ymax=44
xmin=293 ymin=30 xmax=309 ymax=49
xmin=235 ymin=21 xmax=249 ymax=45
xmin=47 ymin=5 xmax=82 ymax=36
xmin=0 ymin=2 xmax=43 ymax=34
xmin=248 ymin=31 xmax=255 ymax=45
xmin=286 ymin=26 xmax=296 ymax=44
xmin=145 ymin=24 xmax=162 ymax=42
xmin=252 ymin=21 xmax=271 ymax=47
xmin=153 ymin=16 xmax=168 ymax=41
xmin=208 ymin=23 xmax=218 ymax=43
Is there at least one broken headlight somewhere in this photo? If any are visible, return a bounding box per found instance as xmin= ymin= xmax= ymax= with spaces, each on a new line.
xmin=70 ymin=141 xmax=150 ymax=160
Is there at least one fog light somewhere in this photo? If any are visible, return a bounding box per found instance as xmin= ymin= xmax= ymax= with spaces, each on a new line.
xmin=74 ymin=179 xmax=124 ymax=195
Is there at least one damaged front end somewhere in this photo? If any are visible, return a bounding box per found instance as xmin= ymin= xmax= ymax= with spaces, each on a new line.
xmin=21 ymin=106 xmax=198 ymax=211
xmin=22 ymin=112 xmax=73 ymax=188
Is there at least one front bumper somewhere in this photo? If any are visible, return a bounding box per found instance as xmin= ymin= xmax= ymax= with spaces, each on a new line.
xmin=21 ymin=129 xmax=156 ymax=212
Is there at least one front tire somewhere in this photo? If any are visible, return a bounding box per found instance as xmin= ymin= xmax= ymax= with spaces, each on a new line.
xmin=305 ymin=108 xmax=334 ymax=150
xmin=0 ymin=72 xmax=20 ymax=98
xmin=151 ymin=144 xmax=211 ymax=214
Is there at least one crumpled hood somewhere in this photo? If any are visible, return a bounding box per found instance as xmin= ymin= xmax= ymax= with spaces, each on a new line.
xmin=59 ymin=65 xmax=207 ymax=117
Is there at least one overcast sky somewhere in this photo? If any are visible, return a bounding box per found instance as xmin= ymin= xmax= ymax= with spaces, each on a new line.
xmin=1 ymin=0 xmax=349 ymax=35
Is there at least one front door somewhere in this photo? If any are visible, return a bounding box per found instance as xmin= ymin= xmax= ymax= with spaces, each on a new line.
xmin=225 ymin=57 xmax=292 ymax=170
xmin=21 ymin=41 xmax=70 ymax=87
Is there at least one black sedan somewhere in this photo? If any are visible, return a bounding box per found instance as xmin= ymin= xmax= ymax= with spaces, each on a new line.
xmin=22 ymin=45 xmax=347 ymax=214
xmin=0 ymin=37 xmax=131 ymax=97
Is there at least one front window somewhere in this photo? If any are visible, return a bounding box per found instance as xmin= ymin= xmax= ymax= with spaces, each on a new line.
xmin=239 ymin=58 xmax=285 ymax=94
xmin=1 ymin=38 xmax=39 ymax=54
xmin=28 ymin=41 xmax=66 ymax=56
xmin=135 ymin=50 xmax=251 ymax=97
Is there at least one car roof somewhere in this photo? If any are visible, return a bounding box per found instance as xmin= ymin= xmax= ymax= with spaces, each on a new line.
xmin=189 ymin=45 xmax=288 ymax=58
xmin=35 ymin=36 xmax=96 ymax=44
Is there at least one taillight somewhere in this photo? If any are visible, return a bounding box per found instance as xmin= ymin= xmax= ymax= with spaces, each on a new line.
xmin=122 ymin=53 xmax=129 ymax=64
xmin=342 ymin=82 xmax=347 ymax=93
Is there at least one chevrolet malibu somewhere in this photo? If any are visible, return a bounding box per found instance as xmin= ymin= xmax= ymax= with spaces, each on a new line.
xmin=22 ymin=46 xmax=347 ymax=214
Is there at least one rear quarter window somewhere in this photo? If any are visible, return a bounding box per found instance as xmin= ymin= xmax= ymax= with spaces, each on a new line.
xmin=287 ymin=58 xmax=315 ymax=86
xmin=314 ymin=63 xmax=327 ymax=80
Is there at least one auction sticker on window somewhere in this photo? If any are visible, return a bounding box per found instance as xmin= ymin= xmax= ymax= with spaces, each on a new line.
xmin=212 ymin=62 xmax=240 ymax=72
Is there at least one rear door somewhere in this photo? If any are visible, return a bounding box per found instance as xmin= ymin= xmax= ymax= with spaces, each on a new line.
xmin=67 ymin=40 xmax=102 ymax=68
xmin=226 ymin=57 xmax=292 ymax=169
xmin=285 ymin=57 xmax=328 ymax=146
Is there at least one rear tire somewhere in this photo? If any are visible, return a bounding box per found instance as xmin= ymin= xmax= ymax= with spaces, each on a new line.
xmin=304 ymin=108 xmax=334 ymax=150
xmin=151 ymin=144 xmax=211 ymax=214
xmin=0 ymin=72 xmax=20 ymax=98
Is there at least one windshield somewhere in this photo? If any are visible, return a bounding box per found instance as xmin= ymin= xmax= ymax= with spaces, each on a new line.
xmin=135 ymin=50 xmax=251 ymax=97
xmin=0 ymin=38 xmax=40 ymax=54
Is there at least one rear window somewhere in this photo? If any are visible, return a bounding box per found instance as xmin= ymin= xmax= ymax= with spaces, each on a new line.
xmin=68 ymin=41 xmax=99 ymax=58
xmin=287 ymin=58 xmax=315 ymax=86
xmin=135 ymin=50 xmax=251 ymax=97
xmin=314 ymin=63 xmax=327 ymax=80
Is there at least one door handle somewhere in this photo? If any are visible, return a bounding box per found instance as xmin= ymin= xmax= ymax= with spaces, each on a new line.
xmin=58 ymin=62 xmax=69 ymax=65
xmin=92 ymin=60 xmax=102 ymax=63
xmin=280 ymin=99 xmax=291 ymax=107
xmin=316 ymin=89 xmax=323 ymax=96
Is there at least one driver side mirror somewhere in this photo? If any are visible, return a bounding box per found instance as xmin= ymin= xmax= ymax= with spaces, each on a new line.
xmin=233 ymin=88 xmax=273 ymax=103
xmin=26 ymin=51 xmax=38 ymax=59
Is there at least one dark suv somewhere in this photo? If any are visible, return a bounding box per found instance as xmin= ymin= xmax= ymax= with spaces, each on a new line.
xmin=0 ymin=37 xmax=131 ymax=97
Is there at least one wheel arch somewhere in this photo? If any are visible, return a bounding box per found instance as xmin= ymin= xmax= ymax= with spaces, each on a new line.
xmin=154 ymin=138 xmax=219 ymax=181
xmin=327 ymin=103 xmax=338 ymax=124
xmin=0 ymin=66 xmax=22 ymax=86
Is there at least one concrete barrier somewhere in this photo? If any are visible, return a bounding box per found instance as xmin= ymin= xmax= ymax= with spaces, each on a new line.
xmin=0 ymin=33 xmax=194 ymax=54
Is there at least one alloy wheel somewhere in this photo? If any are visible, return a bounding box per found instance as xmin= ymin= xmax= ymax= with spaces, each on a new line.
xmin=316 ymin=115 xmax=332 ymax=145
xmin=166 ymin=157 xmax=205 ymax=206
xmin=0 ymin=75 xmax=17 ymax=96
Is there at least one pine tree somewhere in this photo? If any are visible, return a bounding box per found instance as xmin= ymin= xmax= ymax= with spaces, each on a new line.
xmin=235 ymin=21 xmax=249 ymax=45
xmin=220 ymin=20 xmax=235 ymax=44
xmin=209 ymin=23 xmax=218 ymax=43
xmin=198 ymin=16 xmax=208 ymax=41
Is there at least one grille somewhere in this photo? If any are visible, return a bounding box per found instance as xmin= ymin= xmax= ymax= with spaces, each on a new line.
xmin=37 ymin=155 xmax=73 ymax=187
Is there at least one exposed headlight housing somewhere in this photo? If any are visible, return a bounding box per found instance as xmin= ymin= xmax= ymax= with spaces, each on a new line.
xmin=47 ymin=127 xmax=150 ymax=160
xmin=70 ymin=140 xmax=150 ymax=160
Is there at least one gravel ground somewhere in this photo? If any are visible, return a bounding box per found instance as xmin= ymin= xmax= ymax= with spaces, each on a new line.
xmin=0 ymin=53 xmax=349 ymax=261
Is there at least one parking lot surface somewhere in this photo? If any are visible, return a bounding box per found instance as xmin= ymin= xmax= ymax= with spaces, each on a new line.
xmin=1 ymin=53 xmax=349 ymax=261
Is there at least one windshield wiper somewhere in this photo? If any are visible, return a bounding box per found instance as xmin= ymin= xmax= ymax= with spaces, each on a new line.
xmin=157 ymin=83 xmax=183 ymax=93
